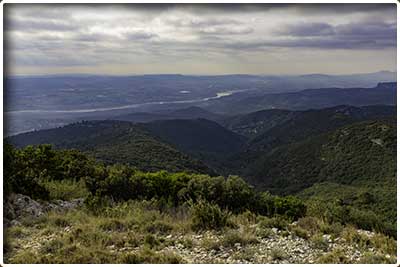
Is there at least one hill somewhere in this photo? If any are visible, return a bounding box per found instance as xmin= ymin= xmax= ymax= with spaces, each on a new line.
xmin=242 ymin=118 xmax=396 ymax=235
xmin=140 ymin=118 xmax=246 ymax=155
xmin=223 ymin=105 xmax=396 ymax=140
xmin=139 ymin=118 xmax=246 ymax=170
xmin=8 ymin=120 xmax=214 ymax=174
xmin=111 ymin=106 xmax=223 ymax=123
xmin=222 ymin=105 xmax=395 ymax=173
xmin=245 ymin=118 xmax=396 ymax=194
xmin=246 ymin=105 xmax=396 ymax=151
xmin=207 ymin=82 xmax=396 ymax=114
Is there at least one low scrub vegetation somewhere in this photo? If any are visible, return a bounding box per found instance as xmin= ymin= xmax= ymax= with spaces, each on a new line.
xmin=3 ymin=144 xmax=397 ymax=264
xmin=4 ymin=144 xmax=307 ymax=221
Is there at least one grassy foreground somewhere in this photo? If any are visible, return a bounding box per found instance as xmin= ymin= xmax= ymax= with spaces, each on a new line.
xmin=4 ymin=198 xmax=396 ymax=264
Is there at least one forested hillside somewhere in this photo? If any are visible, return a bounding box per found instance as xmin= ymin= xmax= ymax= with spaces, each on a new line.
xmin=111 ymin=106 xmax=223 ymax=123
xmin=8 ymin=120 xmax=214 ymax=174
xmin=139 ymin=118 xmax=246 ymax=167
xmin=244 ymin=118 xmax=396 ymax=192
xmin=243 ymin=118 xmax=396 ymax=236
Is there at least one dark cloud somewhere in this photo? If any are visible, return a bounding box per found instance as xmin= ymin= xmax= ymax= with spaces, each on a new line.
xmin=287 ymin=3 xmax=396 ymax=15
xmin=165 ymin=17 xmax=241 ymax=28
xmin=74 ymin=32 xmax=114 ymax=43
xmin=222 ymin=36 xmax=395 ymax=51
xmin=335 ymin=21 xmax=396 ymax=39
xmin=124 ymin=31 xmax=159 ymax=41
xmin=157 ymin=3 xmax=395 ymax=15
xmin=277 ymin=23 xmax=335 ymax=36
xmin=272 ymin=20 xmax=396 ymax=50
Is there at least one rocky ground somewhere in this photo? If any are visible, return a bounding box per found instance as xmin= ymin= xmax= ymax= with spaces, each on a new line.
xmin=4 ymin=193 xmax=84 ymax=227
xmin=3 ymin=194 xmax=397 ymax=264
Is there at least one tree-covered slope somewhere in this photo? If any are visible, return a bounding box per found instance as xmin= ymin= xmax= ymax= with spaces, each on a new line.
xmin=221 ymin=109 xmax=294 ymax=138
xmin=297 ymin=181 xmax=396 ymax=235
xmin=224 ymin=105 xmax=395 ymax=141
xmin=248 ymin=105 xmax=395 ymax=151
xmin=245 ymin=118 xmax=396 ymax=194
xmin=140 ymin=118 xmax=247 ymax=156
xmin=111 ymin=106 xmax=224 ymax=123
xmin=8 ymin=120 xmax=214 ymax=174
xmin=222 ymin=105 xmax=395 ymax=173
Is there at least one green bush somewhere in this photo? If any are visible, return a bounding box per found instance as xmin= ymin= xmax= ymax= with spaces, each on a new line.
xmin=4 ymin=143 xmax=50 ymax=200
xmin=5 ymin=144 xmax=308 ymax=226
xmin=270 ymin=247 xmax=287 ymax=260
xmin=291 ymin=226 xmax=309 ymax=239
xmin=42 ymin=179 xmax=88 ymax=200
xmin=144 ymin=234 xmax=160 ymax=248
xmin=191 ymin=200 xmax=232 ymax=230
xmin=221 ymin=230 xmax=258 ymax=247
xmin=316 ymin=248 xmax=349 ymax=263
xmin=117 ymin=248 xmax=183 ymax=264
xmin=144 ymin=220 xmax=174 ymax=234
xmin=258 ymin=216 xmax=289 ymax=230
xmin=98 ymin=219 xmax=126 ymax=232
xmin=310 ymin=234 xmax=329 ymax=251
xmin=273 ymin=195 xmax=307 ymax=220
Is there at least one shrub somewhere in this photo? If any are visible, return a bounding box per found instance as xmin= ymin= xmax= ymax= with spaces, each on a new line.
xmin=98 ymin=219 xmax=126 ymax=232
xmin=191 ymin=200 xmax=232 ymax=230
xmin=258 ymin=216 xmax=289 ymax=230
xmin=273 ymin=195 xmax=307 ymax=220
xmin=341 ymin=226 xmax=371 ymax=250
xmin=320 ymin=221 xmax=343 ymax=237
xmin=118 ymin=253 xmax=141 ymax=264
xmin=144 ymin=234 xmax=160 ymax=248
xmin=316 ymin=248 xmax=349 ymax=263
xmin=40 ymin=239 xmax=65 ymax=254
xmin=201 ymin=238 xmax=221 ymax=251
xmin=291 ymin=226 xmax=309 ymax=239
xmin=118 ymin=248 xmax=183 ymax=264
xmin=359 ymin=252 xmax=395 ymax=264
xmin=221 ymin=230 xmax=258 ymax=247
xmin=4 ymin=144 xmax=94 ymax=201
xmin=4 ymin=143 xmax=50 ymax=200
xmin=370 ymin=233 xmax=397 ymax=256
xmin=52 ymin=217 xmax=71 ymax=228
xmin=235 ymin=210 xmax=258 ymax=226
xmin=256 ymin=227 xmax=274 ymax=238
xmin=144 ymin=220 xmax=174 ymax=234
xmin=233 ymin=247 xmax=257 ymax=261
xmin=297 ymin=216 xmax=321 ymax=234
xmin=270 ymin=247 xmax=287 ymax=260
xmin=42 ymin=179 xmax=89 ymax=200
xmin=310 ymin=234 xmax=329 ymax=251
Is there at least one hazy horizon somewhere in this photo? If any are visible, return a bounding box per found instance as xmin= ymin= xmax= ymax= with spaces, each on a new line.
xmin=5 ymin=70 xmax=397 ymax=78
xmin=4 ymin=4 xmax=396 ymax=76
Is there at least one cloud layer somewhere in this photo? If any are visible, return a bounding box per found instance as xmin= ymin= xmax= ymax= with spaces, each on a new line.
xmin=4 ymin=4 xmax=396 ymax=75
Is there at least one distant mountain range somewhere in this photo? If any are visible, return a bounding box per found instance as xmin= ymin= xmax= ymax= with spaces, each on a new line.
xmin=5 ymin=71 xmax=396 ymax=136
xmin=204 ymin=82 xmax=396 ymax=114
xmin=110 ymin=106 xmax=224 ymax=123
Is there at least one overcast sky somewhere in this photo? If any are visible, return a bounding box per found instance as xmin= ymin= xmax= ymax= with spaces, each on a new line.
xmin=4 ymin=4 xmax=397 ymax=75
